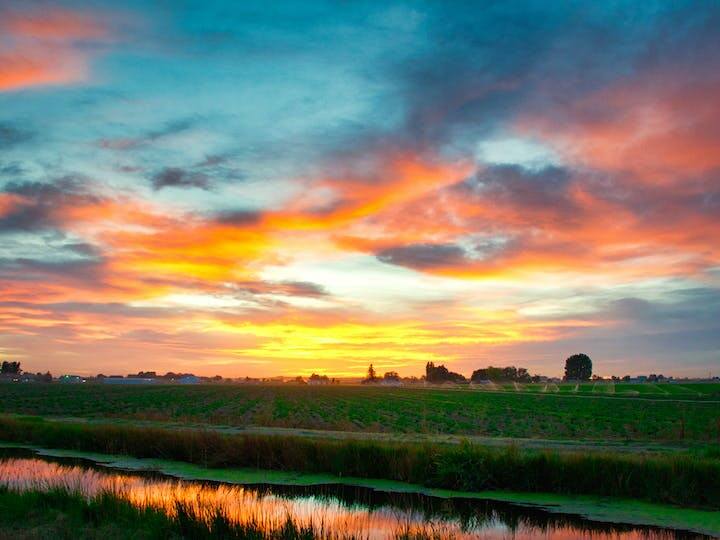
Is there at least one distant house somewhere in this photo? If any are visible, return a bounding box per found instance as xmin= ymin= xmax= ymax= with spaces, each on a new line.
xmin=58 ymin=375 xmax=85 ymax=384
xmin=103 ymin=377 xmax=157 ymax=385
xmin=178 ymin=375 xmax=200 ymax=384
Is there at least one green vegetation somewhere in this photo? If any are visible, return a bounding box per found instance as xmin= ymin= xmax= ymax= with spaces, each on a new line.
xmin=1 ymin=415 xmax=718 ymax=509
xmin=0 ymin=383 xmax=718 ymax=441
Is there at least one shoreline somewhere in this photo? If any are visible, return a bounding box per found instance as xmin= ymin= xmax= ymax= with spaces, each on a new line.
xmin=1 ymin=442 xmax=718 ymax=537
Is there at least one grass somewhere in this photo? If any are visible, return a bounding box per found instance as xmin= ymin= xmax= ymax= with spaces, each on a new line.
xmin=489 ymin=381 xmax=720 ymax=399
xmin=5 ymin=445 xmax=720 ymax=537
xmin=0 ymin=415 xmax=718 ymax=509
xmin=0 ymin=383 xmax=719 ymax=441
xmin=0 ymin=487 xmax=365 ymax=539
xmin=5 ymin=486 xmax=704 ymax=540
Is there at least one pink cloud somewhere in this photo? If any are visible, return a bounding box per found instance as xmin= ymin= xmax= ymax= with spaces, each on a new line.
xmin=0 ymin=8 xmax=115 ymax=91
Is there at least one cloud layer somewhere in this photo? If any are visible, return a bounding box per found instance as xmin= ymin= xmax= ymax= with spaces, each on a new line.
xmin=1 ymin=1 xmax=719 ymax=377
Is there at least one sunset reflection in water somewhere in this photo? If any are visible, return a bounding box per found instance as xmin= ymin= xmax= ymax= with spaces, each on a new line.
xmin=0 ymin=458 xmax=690 ymax=539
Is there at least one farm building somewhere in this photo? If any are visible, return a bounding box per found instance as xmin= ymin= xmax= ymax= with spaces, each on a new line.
xmin=103 ymin=377 xmax=158 ymax=385
xmin=58 ymin=375 xmax=85 ymax=384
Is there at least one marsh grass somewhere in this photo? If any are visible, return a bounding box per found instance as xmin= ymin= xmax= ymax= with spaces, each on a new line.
xmin=0 ymin=487 xmax=372 ymax=539
xmin=1 ymin=416 xmax=718 ymax=508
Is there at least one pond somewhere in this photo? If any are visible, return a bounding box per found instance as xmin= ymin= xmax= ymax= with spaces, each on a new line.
xmin=0 ymin=449 xmax=709 ymax=539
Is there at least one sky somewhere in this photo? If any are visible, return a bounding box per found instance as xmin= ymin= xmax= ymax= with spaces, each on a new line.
xmin=1 ymin=1 xmax=719 ymax=378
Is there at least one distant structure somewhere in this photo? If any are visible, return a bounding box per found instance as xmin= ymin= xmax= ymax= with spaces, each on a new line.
xmin=58 ymin=375 xmax=85 ymax=384
xmin=103 ymin=377 xmax=157 ymax=385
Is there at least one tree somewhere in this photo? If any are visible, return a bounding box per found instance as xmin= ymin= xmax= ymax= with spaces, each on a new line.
xmin=426 ymin=362 xmax=466 ymax=383
xmin=470 ymin=365 xmax=533 ymax=383
xmin=383 ymin=371 xmax=400 ymax=382
xmin=365 ymin=364 xmax=378 ymax=382
xmin=309 ymin=373 xmax=330 ymax=384
xmin=1 ymin=361 xmax=21 ymax=375
xmin=564 ymin=354 xmax=592 ymax=381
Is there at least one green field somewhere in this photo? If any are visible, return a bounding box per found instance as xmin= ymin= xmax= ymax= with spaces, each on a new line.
xmin=484 ymin=381 xmax=720 ymax=398
xmin=1 ymin=383 xmax=718 ymax=442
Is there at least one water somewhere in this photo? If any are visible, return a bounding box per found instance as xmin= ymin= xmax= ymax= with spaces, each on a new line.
xmin=0 ymin=450 xmax=708 ymax=539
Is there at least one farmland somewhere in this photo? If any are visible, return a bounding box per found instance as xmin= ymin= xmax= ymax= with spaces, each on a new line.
xmin=1 ymin=383 xmax=719 ymax=536
xmin=476 ymin=381 xmax=720 ymax=398
xmin=1 ymin=382 xmax=718 ymax=442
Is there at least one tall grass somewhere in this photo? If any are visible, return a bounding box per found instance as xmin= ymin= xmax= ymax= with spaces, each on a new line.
xmin=0 ymin=487 xmax=366 ymax=539
xmin=4 ymin=487 xmax=683 ymax=540
xmin=0 ymin=416 xmax=718 ymax=508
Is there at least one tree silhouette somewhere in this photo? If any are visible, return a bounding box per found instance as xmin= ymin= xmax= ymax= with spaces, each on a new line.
xmin=383 ymin=371 xmax=400 ymax=382
xmin=426 ymin=362 xmax=465 ymax=383
xmin=564 ymin=354 xmax=592 ymax=381
xmin=1 ymin=361 xmax=21 ymax=375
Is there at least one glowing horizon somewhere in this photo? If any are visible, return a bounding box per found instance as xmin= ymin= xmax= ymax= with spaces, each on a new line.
xmin=1 ymin=2 xmax=719 ymax=378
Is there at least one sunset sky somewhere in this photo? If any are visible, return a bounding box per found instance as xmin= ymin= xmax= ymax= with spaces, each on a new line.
xmin=1 ymin=1 xmax=719 ymax=378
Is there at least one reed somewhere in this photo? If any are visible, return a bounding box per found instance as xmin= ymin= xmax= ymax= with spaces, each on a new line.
xmin=0 ymin=487 xmax=367 ymax=539
xmin=1 ymin=415 xmax=718 ymax=508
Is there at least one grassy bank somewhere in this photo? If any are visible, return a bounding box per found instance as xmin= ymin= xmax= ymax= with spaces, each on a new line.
xmin=1 ymin=384 xmax=718 ymax=441
xmin=1 ymin=416 xmax=718 ymax=508
xmin=6 ymin=444 xmax=719 ymax=536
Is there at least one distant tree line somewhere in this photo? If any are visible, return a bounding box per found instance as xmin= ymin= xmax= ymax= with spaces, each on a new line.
xmin=425 ymin=362 xmax=466 ymax=383
xmin=360 ymin=365 xmax=407 ymax=384
xmin=1 ymin=361 xmax=21 ymax=374
xmin=1 ymin=361 xmax=52 ymax=383
xmin=8 ymin=352 xmax=659 ymax=387
xmin=470 ymin=366 xmax=532 ymax=383
xmin=362 ymin=354 xmax=596 ymax=385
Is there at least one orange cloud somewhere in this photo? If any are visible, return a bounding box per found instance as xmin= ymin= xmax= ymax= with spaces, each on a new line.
xmin=1 ymin=138 xmax=717 ymax=376
xmin=329 ymin=159 xmax=720 ymax=282
xmin=265 ymin=154 xmax=473 ymax=231
xmin=517 ymin=70 xmax=720 ymax=183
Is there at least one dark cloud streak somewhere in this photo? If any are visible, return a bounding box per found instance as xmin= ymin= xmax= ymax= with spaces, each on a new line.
xmin=151 ymin=167 xmax=211 ymax=190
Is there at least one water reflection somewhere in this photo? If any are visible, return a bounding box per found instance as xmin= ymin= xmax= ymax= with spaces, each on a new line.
xmin=0 ymin=451 xmax=708 ymax=539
